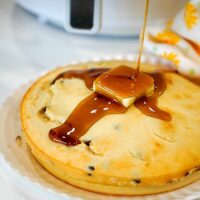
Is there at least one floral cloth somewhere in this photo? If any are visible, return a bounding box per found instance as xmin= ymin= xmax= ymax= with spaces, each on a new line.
xmin=144 ymin=0 xmax=200 ymax=77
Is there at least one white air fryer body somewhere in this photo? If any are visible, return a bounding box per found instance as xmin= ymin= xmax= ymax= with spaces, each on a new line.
xmin=16 ymin=0 xmax=188 ymax=36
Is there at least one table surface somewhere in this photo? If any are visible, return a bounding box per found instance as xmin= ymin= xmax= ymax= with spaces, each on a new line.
xmin=0 ymin=0 xmax=138 ymax=199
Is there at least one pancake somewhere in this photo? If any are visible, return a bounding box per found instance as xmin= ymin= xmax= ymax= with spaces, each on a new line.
xmin=20 ymin=60 xmax=200 ymax=195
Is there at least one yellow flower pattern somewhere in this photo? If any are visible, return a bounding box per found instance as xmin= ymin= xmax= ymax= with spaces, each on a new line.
xmin=155 ymin=31 xmax=180 ymax=45
xmin=184 ymin=2 xmax=198 ymax=29
xmin=145 ymin=1 xmax=200 ymax=77
xmin=162 ymin=52 xmax=180 ymax=66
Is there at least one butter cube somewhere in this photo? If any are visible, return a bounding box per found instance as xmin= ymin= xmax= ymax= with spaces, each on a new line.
xmin=93 ymin=66 xmax=154 ymax=107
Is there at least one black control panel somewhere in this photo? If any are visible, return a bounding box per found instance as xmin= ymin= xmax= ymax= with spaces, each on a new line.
xmin=70 ymin=0 xmax=94 ymax=30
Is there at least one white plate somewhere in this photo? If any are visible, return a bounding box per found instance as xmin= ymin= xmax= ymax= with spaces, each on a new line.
xmin=0 ymin=55 xmax=200 ymax=200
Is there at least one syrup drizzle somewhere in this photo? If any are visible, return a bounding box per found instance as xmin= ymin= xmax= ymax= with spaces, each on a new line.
xmin=49 ymin=93 xmax=127 ymax=146
xmin=135 ymin=72 xmax=171 ymax=121
xmin=49 ymin=67 xmax=171 ymax=146
xmin=52 ymin=68 xmax=109 ymax=89
xmin=136 ymin=0 xmax=149 ymax=76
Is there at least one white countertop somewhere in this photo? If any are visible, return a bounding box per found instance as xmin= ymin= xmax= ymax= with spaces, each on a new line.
xmin=0 ymin=0 xmax=138 ymax=199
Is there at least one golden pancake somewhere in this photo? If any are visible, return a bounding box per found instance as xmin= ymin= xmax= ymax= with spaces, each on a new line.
xmin=20 ymin=60 xmax=200 ymax=195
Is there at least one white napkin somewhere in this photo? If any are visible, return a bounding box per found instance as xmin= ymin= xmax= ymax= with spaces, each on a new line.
xmin=144 ymin=0 xmax=200 ymax=77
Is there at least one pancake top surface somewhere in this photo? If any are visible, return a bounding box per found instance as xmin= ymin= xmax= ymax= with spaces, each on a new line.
xmin=21 ymin=60 xmax=200 ymax=185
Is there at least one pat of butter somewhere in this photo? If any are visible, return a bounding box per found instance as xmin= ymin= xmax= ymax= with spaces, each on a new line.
xmin=93 ymin=66 xmax=154 ymax=107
